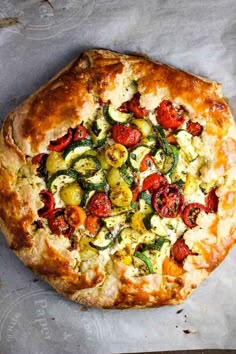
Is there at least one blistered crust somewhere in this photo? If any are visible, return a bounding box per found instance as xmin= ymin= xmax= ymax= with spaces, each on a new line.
xmin=0 ymin=49 xmax=236 ymax=309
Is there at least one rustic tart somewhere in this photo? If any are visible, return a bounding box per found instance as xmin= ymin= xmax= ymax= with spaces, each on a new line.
xmin=0 ymin=49 xmax=236 ymax=309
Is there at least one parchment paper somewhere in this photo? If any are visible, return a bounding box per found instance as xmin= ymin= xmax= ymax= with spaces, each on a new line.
xmin=0 ymin=1 xmax=236 ymax=353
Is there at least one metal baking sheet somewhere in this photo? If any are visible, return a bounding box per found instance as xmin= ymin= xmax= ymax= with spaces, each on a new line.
xmin=0 ymin=1 xmax=236 ymax=353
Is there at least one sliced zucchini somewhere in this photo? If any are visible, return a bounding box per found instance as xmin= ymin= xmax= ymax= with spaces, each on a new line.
xmin=132 ymin=119 xmax=152 ymax=137
xmin=141 ymin=237 xmax=170 ymax=252
xmin=170 ymin=150 xmax=188 ymax=183
xmin=81 ymin=169 xmax=107 ymax=191
xmin=129 ymin=145 xmax=151 ymax=171
xmin=117 ymin=227 xmax=139 ymax=244
xmin=89 ymin=113 xmax=111 ymax=147
xmin=62 ymin=140 xmax=92 ymax=164
xmin=139 ymin=191 xmax=152 ymax=206
xmin=139 ymin=191 xmax=153 ymax=215
xmin=175 ymin=130 xmax=198 ymax=162
xmin=120 ymin=165 xmax=134 ymax=186
xmin=152 ymin=145 xmax=179 ymax=175
xmin=80 ymin=190 xmax=95 ymax=208
xmin=140 ymin=136 xmax=156 ymax=148
xmin=103 ymin=105 xmax=131 ymax=125
xmin=72 ymin=155 xmax=101 ymax=176
xmin=102 ymin=213 xmax=127 ymax=231
xmin=133 ymin=251 xmax=153 ymax=274
xmin=47 ymin=169 xmax=78 ymax=193
xmin=89 ymin=226 xmax=114 ymax=250
xmin=155 ymin=126 xmax=171 ymax=155
xmin=143 ymin=213 xmax=169 ymax=236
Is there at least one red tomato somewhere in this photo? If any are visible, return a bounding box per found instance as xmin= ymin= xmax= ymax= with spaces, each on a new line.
xmin=73 ymin=125 xmax=87 ymax=141
xmin=48 ymin=128 xmax=73 ymax=152
xmin=205 ymin=189 xmax=219 ymax=213
xmin=38 ymin=190 xmax=55 ymax=217
xmin=32 ymin=153 xmax=46 ymax=165
xmin=47 ymin=208 xmax=74 ymax=237
xmin=156 ymin=100 xmax=184 ymax=129
xmin=152 ymin=184 xmax=184 ymax=218
xmin=132 ymin=185 xmax=141 ymax=202
xmin=87 ymin=192 xmax=112 ymax=217
xmin=171 ymin=238 xmax=192 ymax=262
xmin=186 ymin=120 xmax=203 ymax=136
xmin=119 ymin=93 xmax=148 ymax=118
xmin=182 ymin=203 xmax=207 ymax=228
xmin=112 ymin=124 xmax=141 ymax=147
xmin=85 ymin=215 xmax=101 ymax=235
xmin=139 ymin=154 xmax=154 ymax=172
xmin=32 ymin=153 xmax=48 ymax=178
xmin=142 ymin=173 xmax=167 ymax=192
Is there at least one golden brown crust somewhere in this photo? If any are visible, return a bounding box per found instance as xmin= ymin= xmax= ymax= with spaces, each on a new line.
xmin=0 ymin=49 xmax=236 ymax=309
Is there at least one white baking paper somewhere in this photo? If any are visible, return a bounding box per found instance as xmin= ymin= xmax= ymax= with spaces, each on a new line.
xmin=0 ymin=1 xmax=236 ymax=353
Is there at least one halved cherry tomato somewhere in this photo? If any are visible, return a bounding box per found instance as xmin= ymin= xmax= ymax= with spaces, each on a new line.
xmin=186 ymin=120 xmax=203 ymax=136
xmin=171 ymin=238 xmax=192 ymax=262
xmin=132 ymin=185 xmax=141 ymax=202
xmin=48 ymin=128 xmax=73 ymax=152
xmin=139 ymin=153 xmax=154 ymax=172
xmin=182 ymin=203 xmax=207 ymax=228
xmin=73 ymin=125 xmax=87 ymax=141
xmin=32 ymin=153 xmax=48 ymax=179
xmin=119 ymin=93 xmax=148 ymax=118
xmin=65 ymin=206 xmax=86 ymax=228
xmin=205 ymin=188 xmax=219 ymax=213
xmin=142 ymin=173 xmax=167 ymax=192
xmin=47 ymin=208 xmax=74 ymax=237
xmin=152 ymin=184 xmax=184 ymax=218
xmin=112 ymin=124 xmax=141 ymax=147
xmin=38 ymin=190 xmax=55 ymax=217
xmin=156 ymin=100 xmax=184 ymax=130
xmin=85 ymin=215 xmax=101 ymax=235
xmin=87 ymin=192 xmax=112 ymax=217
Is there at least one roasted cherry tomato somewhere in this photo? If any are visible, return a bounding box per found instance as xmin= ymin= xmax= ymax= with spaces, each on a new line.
xmin=182 ymin=202 xmax=207 ymax=228
xmin=38 ymin=190 xmax=55 ymax=217
xmin=73 ymin=125 xmax=87 ymax=141
xmin=142 ymin=173 xmax=167 ymax=192
xmin=132 ymin=185 xmax=141 ymax=202
xmin=32 ymin=153 xmax=48 ymax=179
xmin=47 ymin=208 xmax=74 ymax=237
xmin=171 ymin=238 xmax=192 ymax=262
xmin=65 ymin=206 xmax=86 ymax=228
xmin=119 ymin=93 xmax=148 ymax=118
xmin=87 ymin=192 xmax=112 ymax=217
xmin=85 ymin=215 xmax=101 ymax=235
xmin=112 ymin=124 xmax=141 ymax=147
xmin=156 ymin=100 xmax=184 ymax=130
xmin=152 ymin=184 xmax=184 ymax=218
xmin=139 ymin=153 xmax=154 ymax=172
xmin=48 ymin=128 xmax=73 ymax=152
xmin=205 ymin=188 xmax=219 ymax=213
xmin=186 ymin=120 xmax=203 ymax=136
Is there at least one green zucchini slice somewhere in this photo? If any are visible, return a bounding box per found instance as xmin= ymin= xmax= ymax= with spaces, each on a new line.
xmin=89 ymin=226 xmax=114 ymax=250
xmin=62 ymin=140 xmax=92 ymax=164
xmin=103 ymin=105 xmax=131 ymax=125
xmin=129 ymin=145 xmax=151 ymax=171
xmin=47 ymin=169 xmax=78 ymax=193
xmin=72 ymin=155 xmax=101 ymax=176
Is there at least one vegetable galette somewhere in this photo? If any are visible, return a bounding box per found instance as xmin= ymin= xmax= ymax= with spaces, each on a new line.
xmin=0 ymin=49 xmax=236 ymax=308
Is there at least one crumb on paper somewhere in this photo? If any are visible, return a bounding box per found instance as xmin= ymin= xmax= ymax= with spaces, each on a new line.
xmin=176 ymin=308 xmax=184 ymax=314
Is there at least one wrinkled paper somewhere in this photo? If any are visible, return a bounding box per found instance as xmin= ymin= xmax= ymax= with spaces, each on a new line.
xmin=0 ymin=1 xmax=236 ymax=353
